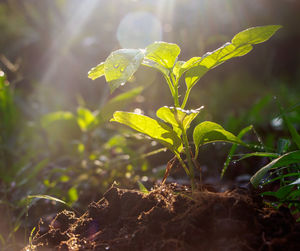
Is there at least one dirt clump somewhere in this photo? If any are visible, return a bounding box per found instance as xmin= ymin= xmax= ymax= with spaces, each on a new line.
xmin=25 ymin=183 xmax=300 ymax=251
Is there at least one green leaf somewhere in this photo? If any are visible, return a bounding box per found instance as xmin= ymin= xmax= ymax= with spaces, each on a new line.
xmin=172 ymin=61 xmax=185 ymax=79
xmin=262 ymin=185 xmax=293 ymax=200
xmin=185 ymin=64 xmax=209 ymax=90
xmin=232 ymin=25 xmax=282 ymax=45
xmin=111 ymin=111 xmax=183 ymax=153
xmin=88 ymin=62 xmax=105 ymax=80
xmin=77 ymin=107 xmax=97 ymax=132
xmin=172 ymin=57 xmax=201 ymax=80
xmin=277 ymin=138 xmax=291 ymax=154
xmin=137 ymin=181 xmax=149 ymax=194
xmin=68 ymin=187 xmax=78 ymax=203
xmin=40 ymin=111 xmax=75 ymax=128
xmin=193 ymin=121 xmax=245 ymax=158
xmin=26 ymin=194 xmax=69 ymax=207
xmin=143 ymin=42 xmax=180 ymax=72
xmin=185 ymin=25 xmax=281 ymax=90
xmin=142 ymin=58 xmax=170 ymax=76
xmin=250 ymin=150 xmax=300 ymax=188
xmin=265 ymin=172 xmax=300 ymax=186
xmin=182 ymin=57 xmax=202 ymax=70
xmin=97 ymin=86 xmax=143 ymax=123
xmin=185 ymin=43 xmax=252 ymax=90
xmin=237 ymin=152 xmax=280 ymax=161
xmin=156 ymin=106 xmax=203 ymax=131
xmin=40 ymin=111 xmax=80 ymax=143
xmin=104 ymin=49 xmax=144 ymax=92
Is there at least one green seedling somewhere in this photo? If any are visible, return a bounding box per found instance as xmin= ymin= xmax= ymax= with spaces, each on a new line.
xmin=88 ymin=25 xmax=281 ymax=190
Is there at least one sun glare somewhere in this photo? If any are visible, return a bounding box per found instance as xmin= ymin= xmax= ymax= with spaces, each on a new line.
xmin=41 ymin=0 xmax=100 ymax=85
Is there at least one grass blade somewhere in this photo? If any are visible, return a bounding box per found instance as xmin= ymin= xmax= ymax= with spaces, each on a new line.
xmin=221 ymin=125 xmax=253 ymax=178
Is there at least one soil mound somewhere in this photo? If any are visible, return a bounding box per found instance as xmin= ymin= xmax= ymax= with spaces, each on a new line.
xmin=25 ymin=184 xmax=300 ymax=251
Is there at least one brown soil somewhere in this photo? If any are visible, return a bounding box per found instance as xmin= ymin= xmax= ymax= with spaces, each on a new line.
xmin=25 ymin=184 xmax=300 ymax=251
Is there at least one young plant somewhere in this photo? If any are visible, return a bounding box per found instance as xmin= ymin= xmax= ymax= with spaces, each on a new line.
xmin=88 ymin=25 xmax=281 ymax=189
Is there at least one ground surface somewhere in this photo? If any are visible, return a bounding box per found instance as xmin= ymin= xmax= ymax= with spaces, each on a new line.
xmin=25 ymin=183 xmax=300 ymax=251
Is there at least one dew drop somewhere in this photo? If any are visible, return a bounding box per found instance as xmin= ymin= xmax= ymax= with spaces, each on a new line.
xmin=105 ymin=246 xmax=110 ymax=250
xmin=120 ymin=67 xmax=125 ymax=73
xmin=113 ymin=63 xmax=120 ymax=69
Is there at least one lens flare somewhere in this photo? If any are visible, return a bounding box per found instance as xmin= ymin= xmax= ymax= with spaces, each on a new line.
xmin=117 ymin=11 xmax=162 ymax=48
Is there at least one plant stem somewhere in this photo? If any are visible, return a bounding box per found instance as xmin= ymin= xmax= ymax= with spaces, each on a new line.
xmin=164 ymin=75 xmax=175 ymax=95
xmin=173 ymin=78 xmax=180 ymax=108
xmin=175 ymin=152 xmax=190 ymax=177
xmin=181 ymin=128 xmax=195 ymax=190
xmin=165 ymin=75 xmax=179 ymax=107
xmin=181 ymin=88 xmax=191 ymax=109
